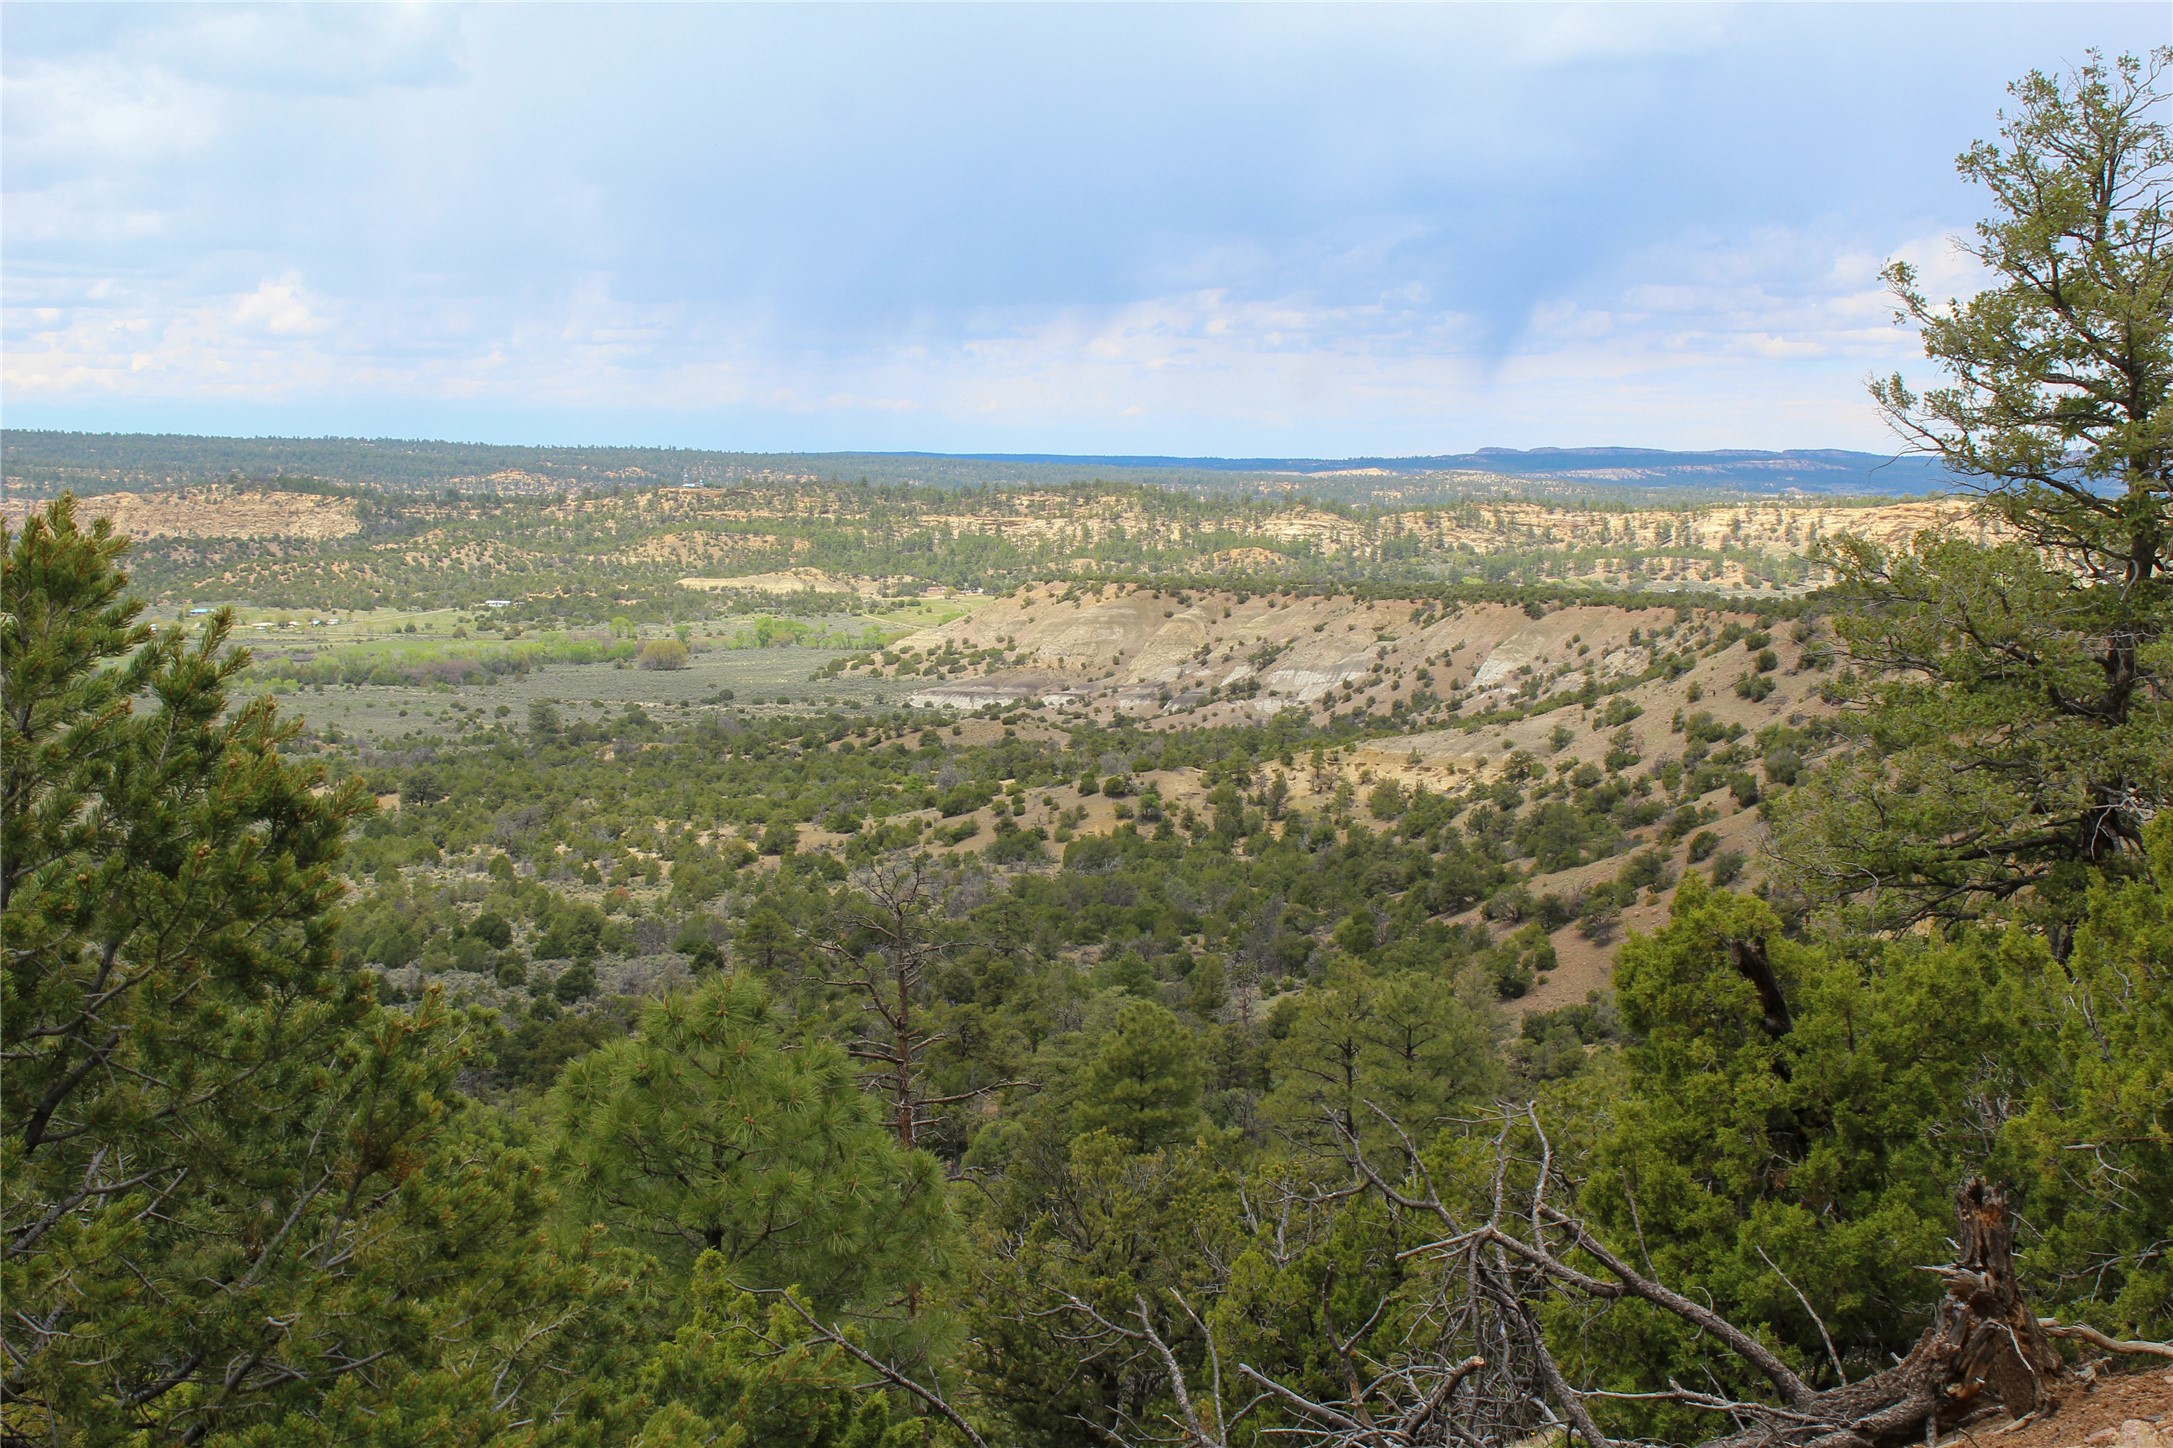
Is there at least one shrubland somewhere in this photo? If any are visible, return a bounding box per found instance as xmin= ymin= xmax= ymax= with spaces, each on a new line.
xmin=4 ymin=50 xmax=2167 ymax=1448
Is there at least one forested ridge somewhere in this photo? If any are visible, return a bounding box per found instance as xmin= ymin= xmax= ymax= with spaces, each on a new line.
xmin=3 ymin=51 xmax=2169 ymax=1448
xmin=0 ymin=470 xmax=1926 ymax=615
xmin=0 ymin=434 xmax=1953 ymax=505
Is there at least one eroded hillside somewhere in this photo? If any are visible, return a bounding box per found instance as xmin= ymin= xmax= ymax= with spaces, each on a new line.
xmin=862 ymin=582 xmax=1823 ymax=730
xmin=0 ymin=485 xmax=362 ymax=542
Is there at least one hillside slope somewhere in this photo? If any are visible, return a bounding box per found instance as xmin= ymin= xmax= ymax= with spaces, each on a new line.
xmin=853 ymin=582 xmax=1831 ymax=1015
xmin=871 ymin=583 xmax=1821 ymax=731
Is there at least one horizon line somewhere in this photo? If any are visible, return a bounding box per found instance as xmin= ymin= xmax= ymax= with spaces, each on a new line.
xmin=2 ymin=426 xmax=1935 ymax=471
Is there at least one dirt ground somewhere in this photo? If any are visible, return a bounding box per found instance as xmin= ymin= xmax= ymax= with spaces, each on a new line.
xmin=2 ymin=485 xmax=361 ymax=541
xmin=1960 ymin=1367 xmax=2173 ymax=1448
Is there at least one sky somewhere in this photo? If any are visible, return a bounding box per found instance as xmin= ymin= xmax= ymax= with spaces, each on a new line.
xmin=3 ymin=3 xmax=2166 ymax=457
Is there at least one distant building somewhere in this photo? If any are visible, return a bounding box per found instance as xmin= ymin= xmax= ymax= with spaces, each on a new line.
xmin=484 ymin=599 xmax=514 ymax=608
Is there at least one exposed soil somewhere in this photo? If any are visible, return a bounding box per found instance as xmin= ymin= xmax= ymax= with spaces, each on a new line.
xmin=1970 ymin=1368 xmax=2173 ymax=1448
xmin=849 ymin=581 xmax=1842 ymax=1015
xmin=882 ymin=583 xmax=1807 ymax=729
xmin=678 ymin=567 xmax=889 ymax=596
xmin=2 ymin=486 xmax=361 ymax=541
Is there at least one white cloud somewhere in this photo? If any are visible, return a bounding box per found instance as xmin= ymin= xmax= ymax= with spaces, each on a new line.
xmin=231 ymin=275 xmax=334 ymax=338
xmin=2 ymin=214 xmax=1979 ymax=453
xmin=9 ymin=0 xmax=2145 ymax=454
xmin=1505 ymin=5 xmax=1733 ymax=68
xmin=1518 ymin=222 xmax=1991 ymax=373
xmin=137 ymin=7 xmax=466 ymax=95
xmin=2 ymin=53 xmax=224 ymax=174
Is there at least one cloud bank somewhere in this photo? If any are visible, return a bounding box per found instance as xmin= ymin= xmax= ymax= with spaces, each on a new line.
xmin=3 ymin=2 xmax=2160 ymax=454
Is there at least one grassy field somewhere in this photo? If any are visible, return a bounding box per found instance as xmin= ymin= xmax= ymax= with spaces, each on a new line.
xmin=859 ymin=594 xmax=995 ymax=633
xmin=228 ymin=596 xmax=987 ymax=662
xmin=171 ymin=585 xmax=989 ymax=659
xmin=179 ymin=603 xmax=465 ymax=641
xmin=273 ymin=645 xmax=924 ymax=744
xmin=186 ymin=584 xmax=992 ymax=745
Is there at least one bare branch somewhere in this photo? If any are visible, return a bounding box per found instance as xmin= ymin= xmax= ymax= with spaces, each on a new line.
xmin=772 ymin=1292 xmax=991 ymax=1448
xmin=2036 ymin=1321 xmax=2173 ymax=1359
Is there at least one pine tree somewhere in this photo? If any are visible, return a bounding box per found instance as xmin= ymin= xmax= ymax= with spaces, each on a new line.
xmin=1260 ymin=958 xmax=1495 ymax=1159
xmin=1072 ymin=998 xmax=1207 ymax=1151
xmin=1996 ymin=816 xmax=2173 ymax=1337
xmin=1 ymin=498 xmax=551 ymax=1443
xmin=621 ymin=1258 xmax=918 ymax=1447
xmin=547 ymin=972 xmax=950 ymax=1313
xmin=1777 ymin=50 xmax=2172 ymax=929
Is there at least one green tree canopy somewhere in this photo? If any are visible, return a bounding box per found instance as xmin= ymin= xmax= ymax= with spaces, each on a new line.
xmin=621 ymin=1258 xmax=916 ymax=1448
xmin=1261 ymin=958 xmax=1496 ymax=1157
xmin=1996 ymin=816 xmax=2173 ymax=1334
xmin=547 ymin=972 xmax=950 ymax=1311
xmin=1565 ymin=856 xmax=2171 ymax=1439
xmin=1071 ymin=998 xmax=1208 ymax=1151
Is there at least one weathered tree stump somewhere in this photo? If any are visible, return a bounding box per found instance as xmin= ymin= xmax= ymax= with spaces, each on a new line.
xmin=1700 ymin=1179 xmax=2062 ymax=1448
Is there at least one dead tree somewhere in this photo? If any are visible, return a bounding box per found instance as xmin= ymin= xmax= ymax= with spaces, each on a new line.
xmin=1348 ymin=1109 xmax=2104 ymax=1448
xmin=797 ymin=852 xmax=1027 ymax=1152
xmin=990 ymin=1282 xmax=1496 ymax=1448
xmin=1700 ymin=1179 xmax=2063 ymax=1448
xmin=781 ymin=1103 xmax=2166 ymax=1447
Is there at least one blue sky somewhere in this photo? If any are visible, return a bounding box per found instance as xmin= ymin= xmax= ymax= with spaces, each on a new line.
xmin=3 ymin=3 xmax=2164 ymax=456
